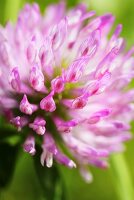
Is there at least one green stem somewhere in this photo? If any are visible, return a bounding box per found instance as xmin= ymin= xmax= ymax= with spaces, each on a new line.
xmin=4 ymin=0 xmax=23 ymax=23
xmin=110 ymin=154 xmax=134 ymax=200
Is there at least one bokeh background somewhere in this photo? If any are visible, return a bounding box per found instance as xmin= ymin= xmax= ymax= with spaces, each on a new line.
xmin=0 ymin=0 xmax=134 ymax=200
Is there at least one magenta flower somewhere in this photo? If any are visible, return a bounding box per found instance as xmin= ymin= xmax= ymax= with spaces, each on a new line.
xmin=0 ymin=2 xmax=134 ymax=182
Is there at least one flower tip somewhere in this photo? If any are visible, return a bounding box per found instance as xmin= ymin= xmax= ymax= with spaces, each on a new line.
xmin=40 ymin=152 xmax=45 ymax=166
xmin=36 ymin=126 xmax=46 ymax=135
xmin=23 ymin=143 xmax=36 ymax=156
xmin=10 ymin=67 xmax=21 ymax=92
xmin=26 ymin=43 xmax=36 ymax=63
xmin=68 ymin=160 xmax=77 ymax=168
xmin=29 ymin=117 xmax=46 ymax=135
xmin=23 ymin=135 xmax=36 ymax=155
xmin=122 ymin=134 xmax=132 ymax=141
xmin=20 ymin=94 xmax=38 ymax=115
xmin=46 ymin=161 xmax=53 ymax=168
xmin=29 ymin=66 xmax=45 ymax=92
xmin=51 ymin=77 xmax=64 ymax=93
xmin=72 ymin=97 xmax=87 ymax=109
xmin=80 ymin=168 xmax=93 ymax=183
xmin=97 ymin=150 xmax=109 ymax=157
xmin=40 ymin=95 xmax=56 ymax=112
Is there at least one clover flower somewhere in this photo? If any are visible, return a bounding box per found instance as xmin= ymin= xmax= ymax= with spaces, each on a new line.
xmin=0 ymin=2 xmax=134 ymax=182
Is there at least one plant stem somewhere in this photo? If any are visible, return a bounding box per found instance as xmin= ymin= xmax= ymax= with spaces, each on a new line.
xmin=111 ymin=153 xmax=134 ymax=200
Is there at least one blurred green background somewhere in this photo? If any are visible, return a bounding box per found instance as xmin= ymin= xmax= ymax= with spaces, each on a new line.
xmin=0 ymin=0 xmax=134 ymax=200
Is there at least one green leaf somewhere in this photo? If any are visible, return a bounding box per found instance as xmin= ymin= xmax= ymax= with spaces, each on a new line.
xmin=33 ymin=146 xmax=67 ymax=200
xmin=0 ymin=142 xmax=19 ymax=188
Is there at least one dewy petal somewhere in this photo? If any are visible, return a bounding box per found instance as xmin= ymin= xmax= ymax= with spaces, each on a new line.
xmin=80 ymin=167 xmax=93 ymax=183
xmin=64 ymin=59 xmax=85 ymax=83
xmin=43 ymin=134 xmax=58 ymax=155
xmin=10 ymin=116 xmax=21 ymax=129
xmin=10 ymin=116 xmax=28 ymax=131
xmin=81 ymin=14 xmax=114 ymax=37
xmin=41 ymin=147 xmax=53 ymax=168
xmin=44 ymin=2 xmax=65 ymax=28
xmin=51 ymin=76 xmax=64 ymax=93
xmin=10 ymin=67 xmax=21 ymax=92
xmin=0 ymin=97 xmax=17 ymax=109
xmin=87 ymin=109 xmax=111 ymax=124
xmin=29 ymin=117 xmax=46 ymax=135
xmin=50 ymin=17 xmax=67 ymax=50
xmin=40 ymin=93 xmax=56 ymax=112
xmin=26 ymin=41 xmax=36 ymax=63
xmin=18 ymin=3 xmax=40 ymax=29
xmin=40 ymin=148 xmax=47 ymax=166
xmin=41 ymin=134 xmax=76 ymax=168
xmin=55 ymin=151 xmax=76 ymax=168
xmin=20 ymin=94 xmax=38 ymax=115
xmin=95 ymin=70 xmax=111 ymax=93
xmin=99 ymin=14 xmax=115 ymax=35
xmin=80 ymin=11 xmax=96 ymax=22
xmin=29 ymin=66 xmax=46 ymax=92
xmin=46 ymin=152 xmax=53 ymax=168
xmin=41 ymin=134 xmax=56 ymax=167
xmin=110 ymin=24 xmax=122 ymax=41
xmin=65 ymin=30 xmax=100 ymax=83
xmin=39 ymin=38 xmax=53 ymax=68
xmin=54 ymin=118 xmax=78 ymax=133
xmin=95 ymin=38 xmax=124 ymax=79
xmin=67 ymin=4 xmax=86 ymax=26
xmin=78 ymin=29 xmax=100 ymax=58
xmin=23 ymin=135 xmax=36 ymax=155
xmin=0 ymin=41 xmax=10 ymax=66
xmin=89 ymin=158 xmax=109 ymax=169
xmin=72 ymin=95 xmax=88 ymax=109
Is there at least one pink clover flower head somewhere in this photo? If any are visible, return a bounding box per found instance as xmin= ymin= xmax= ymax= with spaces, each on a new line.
xmin=0 ymin=2 xmax=134 ymax=182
